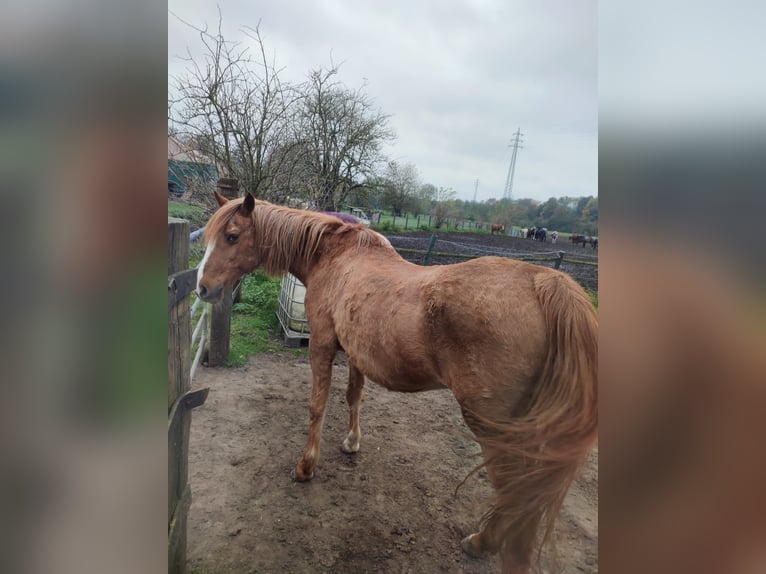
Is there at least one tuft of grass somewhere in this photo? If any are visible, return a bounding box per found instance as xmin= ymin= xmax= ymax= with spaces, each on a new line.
xmin=225 ymin=271 xmax=285 ymax=367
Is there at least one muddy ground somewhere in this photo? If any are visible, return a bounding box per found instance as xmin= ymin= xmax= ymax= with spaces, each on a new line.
xmin=187 ymin=351 xmax=598 ymax=574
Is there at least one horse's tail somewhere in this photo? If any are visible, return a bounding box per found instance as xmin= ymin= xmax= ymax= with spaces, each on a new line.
xmin=476 ymin=271 xmax=598 ymax=570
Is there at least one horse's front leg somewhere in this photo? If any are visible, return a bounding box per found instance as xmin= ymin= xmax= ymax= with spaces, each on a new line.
xmin=293 ymin=342 xmax=337 ymax=482
xmin=341 ymin=362 xmax=365 ymax=454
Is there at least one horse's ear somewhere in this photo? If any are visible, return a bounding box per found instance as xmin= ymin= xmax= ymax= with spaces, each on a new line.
xmin=240 ymin=192 xmax=255 ymax=216
xmin=214 ymin=190 xmax=229 ymax=206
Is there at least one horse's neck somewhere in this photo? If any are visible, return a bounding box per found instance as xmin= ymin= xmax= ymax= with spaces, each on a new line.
xmin=287 ymin=258 xmax=311 ymax=285
xmin=285 ymin=225 xmax=365 ymax=285
xmin=280 ymin=219 xmax=329 ymax=285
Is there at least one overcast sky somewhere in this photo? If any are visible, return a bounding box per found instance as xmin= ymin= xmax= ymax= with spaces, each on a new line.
xmin=168 ymin=0 xmax=597 ymax=203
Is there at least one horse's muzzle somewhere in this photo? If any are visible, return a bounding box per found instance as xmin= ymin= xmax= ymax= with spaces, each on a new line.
xmin=197 ymin=284 xmax=223 ymax=302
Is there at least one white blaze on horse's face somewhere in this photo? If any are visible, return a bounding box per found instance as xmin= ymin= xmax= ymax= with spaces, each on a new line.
xmin=196 ymin=191 xmax=259 ymax=302
xmin=196 ymin=239 xmax=216 ymax=297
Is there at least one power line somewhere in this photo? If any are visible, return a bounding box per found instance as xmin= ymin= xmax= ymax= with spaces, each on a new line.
xmin=503 ymin=127 xmax=524 ymax=201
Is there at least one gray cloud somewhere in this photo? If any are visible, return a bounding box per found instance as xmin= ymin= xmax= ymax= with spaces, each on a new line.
xmin=169 ymin=0 xmax=597 ymax=202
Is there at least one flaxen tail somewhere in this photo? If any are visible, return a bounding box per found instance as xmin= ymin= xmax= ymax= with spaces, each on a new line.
xmin=477 ymin=271 xmax=598 ymax=572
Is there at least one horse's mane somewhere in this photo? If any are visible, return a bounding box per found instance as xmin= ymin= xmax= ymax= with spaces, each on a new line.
xmin=204 ymin=198 xmax=391 ymax=275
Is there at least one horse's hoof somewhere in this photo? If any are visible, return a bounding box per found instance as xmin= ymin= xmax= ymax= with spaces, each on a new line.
xmin=460 ymin=534 xmax=485 ymax=559
xmin=340 ymin=440 xmax=360 ymax=454
xmin=291 ymin=466 xmax=313 ymax=482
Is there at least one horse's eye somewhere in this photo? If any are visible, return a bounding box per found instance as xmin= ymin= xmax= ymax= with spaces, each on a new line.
xmin=226 ymin=234 xmax=239 ymax=245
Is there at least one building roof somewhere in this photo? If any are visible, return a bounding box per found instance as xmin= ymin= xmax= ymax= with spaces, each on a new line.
xmin=168 ymin=135 xmax=215 ymax=165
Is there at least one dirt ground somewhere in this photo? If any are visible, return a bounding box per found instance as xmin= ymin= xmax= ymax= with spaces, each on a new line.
xmin=187 ymin=350 xmax=598 ymax=574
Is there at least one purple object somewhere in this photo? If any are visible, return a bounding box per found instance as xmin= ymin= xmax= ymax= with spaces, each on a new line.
xmin=321 ymin=211 xmax=359 ymax=224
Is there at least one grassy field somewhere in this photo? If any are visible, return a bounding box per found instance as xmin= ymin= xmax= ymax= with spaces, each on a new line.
xmin=369 ymin=215 xmax=526 ymax=236
xmin=169 ymin=201 xmax=208 ymax=229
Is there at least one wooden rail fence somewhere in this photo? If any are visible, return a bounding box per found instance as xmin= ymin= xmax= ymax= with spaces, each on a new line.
xmin=168 ymin=216 xmax=242 ymax=573
xmin=168 ymin=218 xmax=212 ymax=574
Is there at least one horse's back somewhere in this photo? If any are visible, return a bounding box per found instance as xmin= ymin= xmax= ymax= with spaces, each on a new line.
xmin=318 ymin=253 xmax=581 ymax=407
xmin=423 ymin=258 xmax=551 ymax=391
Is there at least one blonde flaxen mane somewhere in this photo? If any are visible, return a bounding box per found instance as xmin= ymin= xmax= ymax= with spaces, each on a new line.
xmin=204 ymin=198 xmax=391 ymax=276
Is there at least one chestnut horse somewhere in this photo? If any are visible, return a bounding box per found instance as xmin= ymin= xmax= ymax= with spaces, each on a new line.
xmin=490 ymin=223 xmax=505 ymax=235
xmin=197 ymin=192 xmax=598 ymax=574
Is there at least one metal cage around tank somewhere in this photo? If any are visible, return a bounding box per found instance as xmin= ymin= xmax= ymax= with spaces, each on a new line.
xmin=276 ymin=273 xmax=310 ymax=346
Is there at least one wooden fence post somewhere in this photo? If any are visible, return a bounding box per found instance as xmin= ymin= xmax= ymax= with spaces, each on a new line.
xmin=168 ymin=218 xmax=191 ymax=407
xmin=168 ymin=218 xmax=191 ymax=574
xmin=423 ymin=233 xmax=438 ymax=265
xmin=208 ymin=285 xmax=232 ymax=367
xmin=554 ymin=251 xmax=565 ymax=269
xmin=216 ymin=177 xmax=239 ymax=200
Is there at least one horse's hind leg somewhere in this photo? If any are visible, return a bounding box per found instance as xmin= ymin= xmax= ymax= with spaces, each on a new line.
xmin=459 ymin=443 xmax=537 ymax=574
xmin=460 ymin=445 xmax=506 ymax=557
xmin=341 ymin=362 xmax=365 ymax=453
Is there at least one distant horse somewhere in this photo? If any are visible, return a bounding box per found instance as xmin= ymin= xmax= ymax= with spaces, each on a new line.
xmin=534 ymin=227 xmax=548 ymax=242
xmin=197 ymin=192 xmax=598 ymax=574
xmin=490 ymin=223 xmax=505 ymax=235
xmin=551 ymin=231 xmax=559 ymax=244
xmin=526 ymin=227 xmax=536 ymax=239
xmin=570 ymin=234 xmax=592 ymax=248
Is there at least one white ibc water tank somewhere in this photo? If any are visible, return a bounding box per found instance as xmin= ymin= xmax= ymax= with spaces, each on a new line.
xmin=276 ymin=273 xmax=310 ymax=345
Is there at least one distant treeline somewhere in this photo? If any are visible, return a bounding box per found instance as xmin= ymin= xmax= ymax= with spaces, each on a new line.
xmin=345 ymin=185 xmax=598 ymax=235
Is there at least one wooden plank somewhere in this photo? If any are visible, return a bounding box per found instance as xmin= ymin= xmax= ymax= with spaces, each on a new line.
xmin=167 ymin=403 xmax=192 ymax=524
xmin=216 ymin=177 xmax=239 ymax=200
xmin=167 ymin=301 xmax=191 ymax=410
xmin=168 ymin=485 xmax=192 ymax=574
xmin=168 ymin=219 xmax=192 ymax=410
xmin=168 ymin=388 xmax=209 ymax=522
xmin=168 ymin=218 xmax=190 ymax=276
xmin=167 ymin=407 xmax=184 ymax=523
xmin=208 ymin=285 xmax=232 ymax=366
xmin=168 ymin=269 xmax=198 ymax=310
xmin=168 ymin=217 xmax=198 ymax=574
xmin=168 ymin=218 xmax=192 ymax=534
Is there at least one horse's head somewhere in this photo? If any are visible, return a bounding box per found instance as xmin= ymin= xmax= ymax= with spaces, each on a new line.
xmin=196 ymin=191 xmax=259 ymax=302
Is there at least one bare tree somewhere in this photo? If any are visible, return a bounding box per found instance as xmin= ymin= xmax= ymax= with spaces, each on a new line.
xmin=381 ymin=161 xmax=420 ymax=216
xmin=169 ymin=11 xmax=298 ymax=200
xmin=432 ymin=187 xmax=457 ymax=228
xmin=290 ymin=65 xmax=395 ymax=210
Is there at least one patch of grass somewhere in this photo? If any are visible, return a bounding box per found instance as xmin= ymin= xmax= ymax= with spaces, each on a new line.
xmin=189 ymin=242 xmax=204 ymax=268
xmin=226 ymin=271 xmax=285 ymax=366
xmin=433 ymin=225 xmax=491 ymax=234
xmin=168 ymin=200 xmax=208 ymax=229
xmin=372 ymin=220 xmax=400 ymax=233
xmin=586 ymin=289 xmax=598 ymax=311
